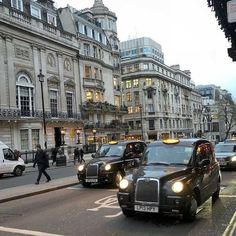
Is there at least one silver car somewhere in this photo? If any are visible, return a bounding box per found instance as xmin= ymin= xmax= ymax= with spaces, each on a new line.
xmin=215 ymin=143 xmax=236 ymax=169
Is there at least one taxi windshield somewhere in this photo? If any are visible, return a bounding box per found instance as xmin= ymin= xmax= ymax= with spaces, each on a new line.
xmin=142 ymin=145 xmax=193 ymax=166
xmin=215 ymin=144 xmax=236 ymax=153
xmin=96 ymin=144 xmax=125 ymax=157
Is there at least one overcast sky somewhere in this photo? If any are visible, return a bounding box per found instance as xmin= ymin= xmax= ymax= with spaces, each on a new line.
xmin=55 ymin=0 xmax=236 ymax=99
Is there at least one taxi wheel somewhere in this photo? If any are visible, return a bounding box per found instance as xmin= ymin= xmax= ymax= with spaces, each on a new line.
xmin=113 ymin=171 xmax=123 ymax=188
xmin=82 ymin=182 xmax=91 ymax=188
xmin=183 ymin=194 xmax=198 ymax=222
xmin=122 ymin=208 xmax=135 ymax=217
xmin=13 ymin=166 xmax=23 ymax=176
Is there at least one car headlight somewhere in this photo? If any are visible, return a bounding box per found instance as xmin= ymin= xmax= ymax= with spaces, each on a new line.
xmin=231 ymin=156 xmax=236 ymax=162
xmin=172 ymin=181 xmax=184 ymax=193
xmin=104 ymin=164 xmax=111 ymax=171
xmin=119 ymin=179 xmax=129 ymax=189
xmin=78 ymin=165 xmax=85 ymax=172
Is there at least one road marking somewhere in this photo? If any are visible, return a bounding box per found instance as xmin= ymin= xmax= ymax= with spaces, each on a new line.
xmin=220 ymin=195 xmax=236 ymax=198
xmin=222 ymin=211 xmax=236 ymax=236
xmin=0 ymin=226 xmax=64 ymax=236
xmin=105 ymin=211 xmax=123 ymax=218
xmin=67 ymin=187 xmax=82 ymax=190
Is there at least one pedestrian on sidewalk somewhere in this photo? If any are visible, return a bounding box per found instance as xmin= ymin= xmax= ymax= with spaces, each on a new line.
xmin=51 ymin=146 xmax=58 ymax=166
xmin=33 ymin=144 xmax=51 ymax=185
xmin=80 ymin=147 xmax=85 ymax=163
xmin=74 ymin=147 xmax=80 ymax=165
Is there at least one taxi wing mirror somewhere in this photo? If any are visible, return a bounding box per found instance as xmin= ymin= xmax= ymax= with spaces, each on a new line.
xmin=199 ymin=159 xmax=210 ymax=167
xmin=91 ymin=153 xmax=95 ymax=158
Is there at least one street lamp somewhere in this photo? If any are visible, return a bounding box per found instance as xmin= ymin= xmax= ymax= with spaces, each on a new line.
xmin=139 ymin=104 xmax=144 ymax=140
xmin=76 ymin=129 xmax=81 ymax=144
xmin=61 ymin=128 xmax=66 ymax=145
xmin=92 ymin=128 xmax=97 ymax=143
xmin=38 ymin=69 xmax=47 ymax=149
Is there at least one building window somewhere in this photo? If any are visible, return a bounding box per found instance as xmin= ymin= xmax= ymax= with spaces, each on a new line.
xmin=85 ymin=66 xmax=92 ymax=78
xmin=16 ymin=74 xmax=34 ymax=117
xmin=143 ymin=63 xmax=149 ymax=70
xmin=84 ymin=25 xmax=87 ymax=35
xmin=30 ymin=5 xmax=41 ymax=19
xmin=147 ymin=90 xmax=153 ymax=99
xmin=20 ymin=129 xmax=29 ymax=150
xmin=125 ymin=80 xmax=132 ymax=89
xmin=11 ymin=0 xmax=23 ymax=11
xmin=93 ymin=46 xmax=97 ymax=58
xmin=134 ymin=91 xmax=139 ymax=103
xmin=134 ymin=63 xmax=139 ymax=72
xmin=50 ymin=90 xmax=58 ymax=117
xmin=96 ymin=92 xmax=102 ymax=102
xmin=133 ymin=79 xmax=139 ymax=87
xmin=84 ymin=43 xmax=90 ymax=56
xmin=160 ymin=119 xmax=163 ymax=129
xmin=66 ymin=93 xmax=73 ymax=118
xmin=32 ymin=129 xmax=39 ymax=149
xmin=47 ymin=13 xmax=57 ymax=26
xmin=86 ymin=91 xmax=93 ymax=101
xmin=145 ymin=78 xmax=152 ymax=86
xmin=149 ymin=120 xmax=155 ymax=130
xmin=126 ymin=92 xmax=132 ymax=102
xmin=94 ymin=68 xmax=99 ymax=79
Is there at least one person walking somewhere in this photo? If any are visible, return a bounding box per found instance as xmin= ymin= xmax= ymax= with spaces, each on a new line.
xmin=51 ymin=147 xmax=58 ymax=166
xmin=33 ymin=144 xmax=51 ymax=185
xmin=80 ymin=148 xmax=85 ymax=163
xmin=74 ymin=147 xmax=80 ymax=165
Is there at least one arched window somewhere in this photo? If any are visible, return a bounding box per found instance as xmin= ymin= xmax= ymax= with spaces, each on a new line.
xmin=16 ymin=74 xmax=34 ymax=117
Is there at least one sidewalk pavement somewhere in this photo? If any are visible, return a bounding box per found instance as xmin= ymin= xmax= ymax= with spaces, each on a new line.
xmin=0 ymin=154 xmax=93 ymax=204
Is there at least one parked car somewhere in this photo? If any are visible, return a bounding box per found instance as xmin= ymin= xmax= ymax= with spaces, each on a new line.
xmin=215 ymin=143 xmax=236 ymax=170
xmin=77 ymin=140 xmax=146 ymax=187
xmin=117 ymin=138 xmax=221 ymax=221
xmin=0 ymin=141 xmax=25 ymax=177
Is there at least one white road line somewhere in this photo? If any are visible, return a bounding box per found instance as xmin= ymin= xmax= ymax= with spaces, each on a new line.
xmin=105 ymin=211 xmax=123 ymax=218
xmin=222 ymin=211 xmax=236 ymax=236
xmin=220 ymin=195 xmax=236 ymax=198
xmin=0 ymin=226 xmax=64 ymax=236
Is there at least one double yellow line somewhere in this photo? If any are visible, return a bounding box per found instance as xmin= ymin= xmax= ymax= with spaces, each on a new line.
xmin=223 ymin=211 xmax=236 ymax=236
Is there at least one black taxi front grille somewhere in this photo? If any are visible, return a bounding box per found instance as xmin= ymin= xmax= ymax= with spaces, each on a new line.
xmin=135 ymin=178 xmax=159 ymax=203
xmin=86 ymin=164 xmax=98 ymax=177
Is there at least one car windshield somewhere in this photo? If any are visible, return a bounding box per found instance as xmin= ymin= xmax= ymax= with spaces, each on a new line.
xmin=96 ymin=144 xmax=125 ymax=157
xmin=141 ymin=145 xmax=193 ymax=166
xmin=215 ymin=144 xmax=236 ymax=153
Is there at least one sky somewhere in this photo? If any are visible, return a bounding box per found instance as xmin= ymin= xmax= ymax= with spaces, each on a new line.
xmin=55 ymin=0 xmax=236 ymax=99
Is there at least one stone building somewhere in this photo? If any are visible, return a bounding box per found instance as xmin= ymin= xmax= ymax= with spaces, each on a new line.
xmin=120 ymin=37 xmax=202 ymax=140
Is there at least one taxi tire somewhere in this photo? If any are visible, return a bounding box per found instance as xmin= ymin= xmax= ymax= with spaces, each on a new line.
xmin=122 ymin=208 xmax=135 ymax=217
xmin=82 ymin=182 xmax=91 ymax=188
xmin=183 ymin=194 xmax=198 ymax=222
xmin=13 ymin=166 xmax=23 ymax=176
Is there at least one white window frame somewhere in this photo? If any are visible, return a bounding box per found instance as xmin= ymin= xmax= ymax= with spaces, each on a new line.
xmin=11 ymin=0 xmax=23 ymax=11
xmin=30 ymin=5 xmax=41 ymax=19
xmin=47 ymin=13 xmax=57 ymax=26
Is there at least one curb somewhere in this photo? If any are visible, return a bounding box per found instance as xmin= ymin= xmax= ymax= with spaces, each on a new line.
xmin=0 ymin=182 xmax=79 ymax=204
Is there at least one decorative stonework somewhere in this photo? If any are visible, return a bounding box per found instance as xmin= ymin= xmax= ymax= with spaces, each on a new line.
xmin=64 ymin=58 xmax=72 ymax=71
xmin=15 ymin=45 xmax=30 ymax=60
xmin=47 ymin=53 xmax=56 ymax=67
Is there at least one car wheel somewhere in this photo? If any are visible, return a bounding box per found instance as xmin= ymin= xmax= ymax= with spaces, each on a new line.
xmin=183 ymin=194 xmax=198 ymax=222
xmin=113 ymin=171 xmax=123 ymax=188
xmin=0 ymin=174 xmax=3 ymax=178
xmin=13 ymin=166 xmax=23 ymax=176
xmin=122 ymin=208 xmax=135 ymax=217
xmin=82 ymin=182 xmax=91 ymax=188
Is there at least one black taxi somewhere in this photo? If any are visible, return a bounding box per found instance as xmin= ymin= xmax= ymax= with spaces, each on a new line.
xmin=77 ymin=140 xmax=146 ymax=187
xmin=117 ymin=138 xmax=221 ymax=221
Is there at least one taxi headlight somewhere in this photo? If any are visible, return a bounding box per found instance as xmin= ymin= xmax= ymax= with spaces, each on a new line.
xmin=172 ymin=181 xmax=184 ymax=193
xmin=78 ymin=165 xmax=85 ymax=172
xmin=104 ymin=164 xmax=111 ymax=171
xmin=119 ymin=179 xmax=129 ymax=189
xmin=231 ymin=156 xmax=236 ymax=162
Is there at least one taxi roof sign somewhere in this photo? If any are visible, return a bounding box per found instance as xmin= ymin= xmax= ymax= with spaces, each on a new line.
xmin=162 ymin=138 xmax=180 ymax=145
xmin=108 ymin=141 xmax=118 ymax=145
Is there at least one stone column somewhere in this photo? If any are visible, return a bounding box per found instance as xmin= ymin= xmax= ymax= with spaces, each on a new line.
xmin=73 ymin=57 xmax=81 ymax=112
xmin=0 ymin=34 xmax=7 ymax=106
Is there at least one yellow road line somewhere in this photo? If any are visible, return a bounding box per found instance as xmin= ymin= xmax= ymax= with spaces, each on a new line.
xmin=222 ymin=211 xmax=236 ymax=236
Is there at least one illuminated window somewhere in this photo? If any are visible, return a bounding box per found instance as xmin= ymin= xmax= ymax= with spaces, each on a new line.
xmin=86 ymin=91 xmax=93 ymax=101
xmin=125 ymin=80 xmax=132 ymax=88
xmin=145 ymin=78 xmax=152 ymax=86
xmin=126 ymin=92 xmax=132 ymax=102
xmin=96 ymin=92 xmax=102 ymax=102
xmin=133 ymin=79 xmax=139 ymax=87
xmin=84 ymin=66 xmax=92 ymax=78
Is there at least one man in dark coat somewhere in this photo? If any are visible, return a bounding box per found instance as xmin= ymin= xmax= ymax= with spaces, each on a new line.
xmin=74 ymin=147 xmax=80 ymax=165
xmin=51 ymin=147 xmax=58 ymax=166
xmin=33 ymin=144 xmax=51 ymax=185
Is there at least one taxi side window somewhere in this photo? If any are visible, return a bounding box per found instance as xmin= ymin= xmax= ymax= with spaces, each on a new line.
xmin=233 ymin=145 xmax=236 ymax=152
xmin=196 ymin=143 xmax=213 ymax=163
xmin=3 ymin=149 xmax=16 ymax=161
xmin=124 ymin=144 xmax=135 ymax=158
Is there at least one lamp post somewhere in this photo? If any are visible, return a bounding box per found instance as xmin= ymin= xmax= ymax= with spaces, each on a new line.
xmin=139 ymin=104 xmax=144 ymax=140
xmin=76 ymin=129 xmax=81 ymax=144
xmin=61 ymin=129 xmax=66 ymax=145
xmin=38 ymin=69 xmax=47 ymax=149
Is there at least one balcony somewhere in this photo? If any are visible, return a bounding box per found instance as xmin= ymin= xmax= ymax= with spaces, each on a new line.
xmin=83 ymin=78 xmax=105 ymax=91
xmin=84 ymin=120 xmax=129 ymax=131
xmin=0 ymin=107 xmax=81 ymax=121
xmin=81 ymin=101 xmax=128 ymax=114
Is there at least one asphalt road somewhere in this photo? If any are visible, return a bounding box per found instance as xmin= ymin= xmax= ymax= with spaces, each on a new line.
xmin=0 ymin=171 xmax=235 ymax=236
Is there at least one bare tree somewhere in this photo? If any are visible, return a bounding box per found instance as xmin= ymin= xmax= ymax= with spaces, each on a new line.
xmin=223 ymin=101 xmax=236 ymax=140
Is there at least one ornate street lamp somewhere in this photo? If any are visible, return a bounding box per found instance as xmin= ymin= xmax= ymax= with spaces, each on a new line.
xmin=76 ymin=129 xmax=81 ymax=144
xmin=61 ymin=128 xmax=66 ymax=145
xmin=38 ymin=69 xmax=47 ymax=149
xmin=139 ymin=104 xmax=144 ymax=140
xmin=92 ymin=128 xmax=97 ymax=143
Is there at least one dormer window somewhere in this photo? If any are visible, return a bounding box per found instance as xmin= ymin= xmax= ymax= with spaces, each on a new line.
xmin=30 ymin=5 xmax=41 ymax=19
xmin=11 ymin=0 xmax=23 ymax=11
xmin=47 ymin=13 xmax=57 ymax=26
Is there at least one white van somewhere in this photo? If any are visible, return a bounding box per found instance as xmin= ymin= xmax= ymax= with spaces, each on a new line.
xmin=0 ymin=141 xmax=25 ymax=177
